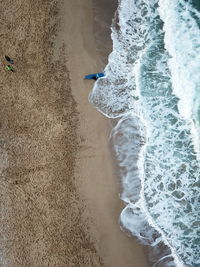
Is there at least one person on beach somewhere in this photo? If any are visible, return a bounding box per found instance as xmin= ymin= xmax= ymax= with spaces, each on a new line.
xmin=6 ymin=65 xmax=14 ymax=72
xmin=5 ymin=55 xmax=14 ymax=64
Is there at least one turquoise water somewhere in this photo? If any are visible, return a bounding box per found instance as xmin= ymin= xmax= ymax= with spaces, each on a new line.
xmin=89 ymin=0 xmax=200 ymax=266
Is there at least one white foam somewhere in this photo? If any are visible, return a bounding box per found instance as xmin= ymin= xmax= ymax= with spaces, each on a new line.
xmin=158 ymin=0 xmax=200 ymax=150
xmin=135 ymin=42 xmax=200 ymax=266
xmin=89 ymin=0 xmax=200 ymax=266
xmin=89 ymin=0 xmax=151 ymax=118
xmin=111 ymin=114 xmax=145 ymax=203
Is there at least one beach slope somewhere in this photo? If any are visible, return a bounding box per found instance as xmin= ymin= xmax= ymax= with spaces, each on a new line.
xmin=0 ymin=0 xmax=149 ymax=266
xmin=59 ymin=0 xmax=149 ymax=267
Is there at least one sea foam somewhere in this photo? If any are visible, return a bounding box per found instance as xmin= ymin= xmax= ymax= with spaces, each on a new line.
xmin=89 ymin=0 xmax=200 ymax=266
xmin=158 ymin=0 xmax=200 ymax=152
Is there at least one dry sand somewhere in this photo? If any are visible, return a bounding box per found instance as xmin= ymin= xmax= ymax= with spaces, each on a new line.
xmin=0 ymin=0 xmax=149 ymax=266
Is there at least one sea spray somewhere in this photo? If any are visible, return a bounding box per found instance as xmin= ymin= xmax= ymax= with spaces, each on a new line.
xmin=89 ymin=0 xmax=200 ymax=266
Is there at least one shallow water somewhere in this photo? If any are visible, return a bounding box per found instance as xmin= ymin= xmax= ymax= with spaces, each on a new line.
xmin=89 ymin=0 xmax=200 ymax=266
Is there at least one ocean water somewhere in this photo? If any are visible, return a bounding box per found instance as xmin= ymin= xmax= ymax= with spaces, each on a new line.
xmin=89 ymin=0 xmax=200 ymax=266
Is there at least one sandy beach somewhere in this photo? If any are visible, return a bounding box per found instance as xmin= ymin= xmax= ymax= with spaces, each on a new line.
xmin=0 ymin=0 xmax=149 ymax=266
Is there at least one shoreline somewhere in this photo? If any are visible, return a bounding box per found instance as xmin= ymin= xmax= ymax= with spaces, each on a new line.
xmin=92 ymin=0 xmax=117 ymax=67
xmin=59 ymin=0 xmax=150 ymax=266
xmin=0 ymin=0 xmax=150 ymax=265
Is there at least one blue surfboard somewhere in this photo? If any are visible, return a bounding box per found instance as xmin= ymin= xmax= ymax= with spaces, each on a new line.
xmin=84 ymin=73 xmax=104 ymax=80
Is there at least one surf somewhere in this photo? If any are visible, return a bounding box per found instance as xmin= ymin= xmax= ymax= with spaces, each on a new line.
xmin=89 ymin=0 xmax=200 ymax=266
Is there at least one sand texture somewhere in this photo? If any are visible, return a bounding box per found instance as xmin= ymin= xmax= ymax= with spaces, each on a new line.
xmin=0 ymin=1 xmax=103 ymax=266
xmin=0 ymin=0 xmax=149 ymax=266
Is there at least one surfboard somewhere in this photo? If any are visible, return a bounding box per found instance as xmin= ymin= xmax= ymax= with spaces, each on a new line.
xmin=84 ymin=73 xmax=104 ymax=80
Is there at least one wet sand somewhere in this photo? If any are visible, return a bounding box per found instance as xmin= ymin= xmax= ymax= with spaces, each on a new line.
xmin=0 ymin=0 xmax=149 ymax=266
xmin=92 ymin=0 xmax=117 ymax=66
xmin=59 ymin=0 xmax=149 ymax=266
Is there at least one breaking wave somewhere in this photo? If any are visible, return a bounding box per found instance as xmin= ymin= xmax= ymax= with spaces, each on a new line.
xmin=89 ymin=0 xmax=200 ymax=266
